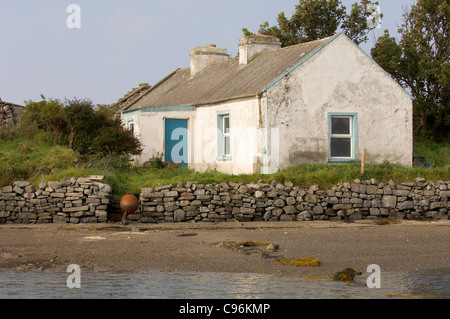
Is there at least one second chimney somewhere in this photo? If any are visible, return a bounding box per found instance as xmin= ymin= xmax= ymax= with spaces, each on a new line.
xmin=239 ymin=34 xmax=282 ymax=66
xmin=190 ymin=44 xmax=229 ymax=77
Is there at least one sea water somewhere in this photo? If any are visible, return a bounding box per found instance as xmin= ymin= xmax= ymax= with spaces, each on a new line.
xmin=0 ymin=268 xmax=448 ymax=299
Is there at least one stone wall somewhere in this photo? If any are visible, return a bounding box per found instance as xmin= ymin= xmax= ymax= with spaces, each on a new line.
xmin=1 ymin=102 xmax=24 ymax=129
xmin=136 ymin=178 xmax=449 ymax=223
xmin=2 ymin=177 xmax=449 ymax=224
xmin=0 ymin=177 xmax=112 ymax=224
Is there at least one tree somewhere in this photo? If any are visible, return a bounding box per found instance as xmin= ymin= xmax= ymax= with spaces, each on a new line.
xmin=22 ymin=97 xmax=143 ymax=156
xmin=371 ymin=0 xmax=449 ymax=138
xmin=242 ymin=0 xmax=382 ymax=46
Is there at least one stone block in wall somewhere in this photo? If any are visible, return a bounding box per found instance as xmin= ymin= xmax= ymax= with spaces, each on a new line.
xmin=2 ymin=186 xmax=13 ymax=193
xmin=430 ymin=202 xmax=445 ymax=210
xmin=393 ymin=189 xmax=410 ymax=197
xmin=382 ymin=196 xmax=397 ymax=208
xmin=80 ymin=217 xmax=98 ymax=223
xmin=154 ymin=184 xmax=173 ymax=192
xmin=297 ymin=211 xmax=311 ymax=221
xmin=18 ymin=212 xmax=37 ymax=220
xmin=333 ymin=204 xmax=352 ymax=210
xmin=312 ymin=205 xmax=324 ymax=215
xmin=425 ymin=211 xmax=447 ymax=220
xmin=351 ymin=183 xmax=366 ymax=194
xmin=49 ymin=181 xmax=64 ymax=189
xmin=53 ymin=215 xmax=69 ymax=223
xmin=95 ymin=210 xmax=108 ymax=218
xmin=141 ymin=216 xmax=156 ymax=223
xmin=350 ymin=197 xmax=363 ymax=207
xmin=13 ymin=181 xmax=30 ymax=188
xmin=440 ymin=191 xmax=450 ymax=198
xmin=283 ymin=205 xmax=298 ymax=215
xmin=174 ymin=209 xmax=186 ymax=222
xmin=0 ymin=211 xmax=10 ymax=218
xmin=366 ymin=185 xmax=378 ymax=195
xmin=398 ymin=201 xmax=414 ymax=210
xmin=13 ymin=186 xmax=24 ymax=195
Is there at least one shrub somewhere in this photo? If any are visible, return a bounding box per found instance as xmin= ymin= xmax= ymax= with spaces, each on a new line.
xmin=21 ymin=96 xmax=143 ymax=157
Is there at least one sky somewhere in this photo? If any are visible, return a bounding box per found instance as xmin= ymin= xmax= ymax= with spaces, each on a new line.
xmin=0 ymin=0 xmax=417 ymax=106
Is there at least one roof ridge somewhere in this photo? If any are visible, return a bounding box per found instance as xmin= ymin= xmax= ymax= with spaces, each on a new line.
xmin=122 ymin=68 xmax=181 ymax=112
xmin=121 ymin=34 xmax=350 ymax=110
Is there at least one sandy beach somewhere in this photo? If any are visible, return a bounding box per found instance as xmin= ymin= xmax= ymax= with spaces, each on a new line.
xmin=0 ymin=220 xmax=449 ymax=278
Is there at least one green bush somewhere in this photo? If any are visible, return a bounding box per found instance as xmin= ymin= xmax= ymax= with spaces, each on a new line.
xmin=21 ymin=97 xmax=143 ymax=156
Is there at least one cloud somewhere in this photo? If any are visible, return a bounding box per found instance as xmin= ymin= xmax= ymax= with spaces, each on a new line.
xmin=103 ymin=8 xmax=155 ymax=46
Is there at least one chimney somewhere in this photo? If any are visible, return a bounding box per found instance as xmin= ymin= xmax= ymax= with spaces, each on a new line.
xmin=190 ymin=44 xmax=229 ymax=77
xmin=239 ymin=34 xmax=282 ymax=66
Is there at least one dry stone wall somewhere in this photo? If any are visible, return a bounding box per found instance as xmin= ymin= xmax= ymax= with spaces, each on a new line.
xmin=2 ymin=177 xmax=449 ymax=224
xmin=0 ymin=177 xmax=112 ymax=224
xmin=136 ymin=178 xmax=449 ymax=223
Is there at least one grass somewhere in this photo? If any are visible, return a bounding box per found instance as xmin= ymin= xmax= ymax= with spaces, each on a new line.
xmin=413 ymin=135 xmax=450 ymax=167
xmin=25 ymin=160 xmax=449 ymax=196
xmin=1 ymin=131 xmax=449 ymax=195
xmin=0 ymin=134 xmax=78 ymax=186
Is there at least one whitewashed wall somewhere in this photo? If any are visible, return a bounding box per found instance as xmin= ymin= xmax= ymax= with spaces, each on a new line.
xmin=122 ymin=110 xmax=196 ymax=166
xmin=122 ymin=98 xmax=262 ymax=174
xmin=192 ymin=97 xmax=263 ymax=174
xmin=266 ymin=34 xmax=413 ymax=168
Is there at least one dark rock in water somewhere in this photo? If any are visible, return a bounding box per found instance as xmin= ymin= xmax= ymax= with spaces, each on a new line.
xmin=333 ymin=268 xmax=358 ymax=281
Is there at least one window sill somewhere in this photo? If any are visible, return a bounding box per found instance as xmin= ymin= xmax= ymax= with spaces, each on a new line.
xmin=216 ymin=155 xmax=232 ymax=162
xmin=328 ymin=158 xmax=359 ymax=163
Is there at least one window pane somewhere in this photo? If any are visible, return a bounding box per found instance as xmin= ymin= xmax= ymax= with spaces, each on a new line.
xmin=332 ymin=118 xmax=350 ymax=135
xmin=224 ymin=117 xmax=230 ymax=134
xmin=224 ymin=136 xmax=230 ymax=155
xmin=331 ymin=138 xmax=351 ymax=157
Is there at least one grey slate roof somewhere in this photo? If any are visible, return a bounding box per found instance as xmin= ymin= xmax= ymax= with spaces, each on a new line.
xmin=124 ymin=36 xmax=333 ymax=111
xmin=111 ymin=83 xmax=151 ymax=113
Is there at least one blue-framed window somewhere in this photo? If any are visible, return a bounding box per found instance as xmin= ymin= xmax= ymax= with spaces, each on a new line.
xmin=328 ymin=113 xmax=358 ymax=161
xmin=126 ymin=120 xmax=134 ymax=135
xmin=217 ymin=112 xmax=232 ymax=161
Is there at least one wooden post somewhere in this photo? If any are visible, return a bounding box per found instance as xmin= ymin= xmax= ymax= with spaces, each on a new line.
xmin=361 ymin=149 xmax=366 ymax=175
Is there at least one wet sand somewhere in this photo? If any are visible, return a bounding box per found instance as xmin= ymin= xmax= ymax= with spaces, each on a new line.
xmin=0 ymin=220 xmax=449 ymax=278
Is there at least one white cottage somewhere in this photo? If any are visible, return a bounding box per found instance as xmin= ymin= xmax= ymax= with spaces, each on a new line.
xmin=120 ymin=33 xmax=413 ymax=174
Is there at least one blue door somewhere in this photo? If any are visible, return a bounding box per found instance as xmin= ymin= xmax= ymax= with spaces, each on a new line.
xmin=165 ymin=119 xmax=188 ymax=167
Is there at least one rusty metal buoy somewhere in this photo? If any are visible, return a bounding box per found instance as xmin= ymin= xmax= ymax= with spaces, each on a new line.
xmin=120 ymin=194 xmax=140 ymax=225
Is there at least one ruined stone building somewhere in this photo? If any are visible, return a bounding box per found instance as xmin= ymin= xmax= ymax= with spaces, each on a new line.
xmin=1 ymin=101 xmax=24 ymax=130
xmin=111 ymin=83 xmax=151 ymax=115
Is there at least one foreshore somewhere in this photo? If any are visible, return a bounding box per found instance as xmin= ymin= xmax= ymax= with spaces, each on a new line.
xmin=1 ymin=220 xmax=449 ymax=278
